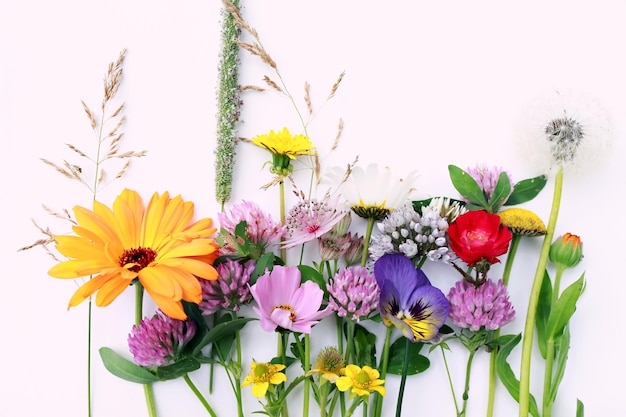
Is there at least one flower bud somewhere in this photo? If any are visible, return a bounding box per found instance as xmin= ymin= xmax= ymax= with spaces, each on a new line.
xmin=549 ymin=233 xmax=583 ymax=269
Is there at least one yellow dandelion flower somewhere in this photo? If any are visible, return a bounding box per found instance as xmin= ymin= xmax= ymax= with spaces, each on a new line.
xmin=498 ymin=207 xmax=547 ymax=237
xmin=251 ymin=127 xmax=315 ymax=176
xmin=48 ymin=189 xmax=220 ymax=320
xmin=335 ymin=364 xmax=386 ymax=397
xmin=241 ymin=361 xmax=287 ymax=398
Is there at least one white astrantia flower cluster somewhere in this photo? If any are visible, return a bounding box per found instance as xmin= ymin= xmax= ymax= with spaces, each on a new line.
xmin=368 ymin=197 xmax=468 ymax=264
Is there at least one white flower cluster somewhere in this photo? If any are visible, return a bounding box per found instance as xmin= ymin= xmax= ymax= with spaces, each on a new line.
xmin=368 ymin=198 xmax=467 ymax=264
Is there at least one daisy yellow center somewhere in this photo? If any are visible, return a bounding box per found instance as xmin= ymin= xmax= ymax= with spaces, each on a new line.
xmin=119 ymin=247 xmax=157 ymax=272
xmin=272 ymin=304 xmax=296 ymax=321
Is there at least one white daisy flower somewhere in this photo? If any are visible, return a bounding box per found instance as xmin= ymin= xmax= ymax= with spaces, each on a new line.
xmin=321 ymin=163 xmax=418 ymax=220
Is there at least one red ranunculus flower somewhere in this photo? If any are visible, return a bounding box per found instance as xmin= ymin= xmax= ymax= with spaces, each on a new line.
xmin=448 ymin=210 xmax=512 ymax=266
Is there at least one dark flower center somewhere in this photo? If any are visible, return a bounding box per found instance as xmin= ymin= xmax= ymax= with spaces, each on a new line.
xmin=119 ymin=247 xmax=157 ymax=272
xmin=545 ymin=116 xmax=584 ymax=161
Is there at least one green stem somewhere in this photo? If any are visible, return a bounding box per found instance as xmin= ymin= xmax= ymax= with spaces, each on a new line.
xmin=440 ymin=345 xmax=461 ymax=416
xmin=372 ymin=327 xmax=393 ymax=417
xmin=279 ymin=180 xmax=287 ymax=262
xmin=361 ymin=217 xmax=375 ymax=267
xmin=303 ymin=334 xmax=311 ymax=417
xmin=184 ymin=374 xmax=217 ymax=417
xmin=395 ymin=337 xmax=411 ymax=417
xmin=335 ymin=316 xmax=346 ymax=416
xmin=460 ymin=349 xmax=477 ymax=417
xmin=135 ymin=283 xmax=157 ymax=417
xmin=87 ymin=298 xmax=92 ymax=417
xmin=486 ymin=234 xmax=521 ymax=417
xmin=486 ymin=347 xmax=498 ymax=417
xmin=235 ymin=317 xmax=244 ymax=417
xmin=279 ymin=332 xmax=290 ymax=417
xmin=344 ymin=319 xmax=357 ymax=364
xmin=518 ymin=168 xmax=563 ymax=417
xmin=541 ymin=266 xmax=564 ymax=417
xmin=345 ymin=398 xmax=364 ymax=417
xmin=327 ymin=387 xmax=340 ymax=417
xmin=542 ymin=336 xmax=556 ymax=417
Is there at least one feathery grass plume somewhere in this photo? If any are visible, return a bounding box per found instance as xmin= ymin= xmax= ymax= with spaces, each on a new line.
xmin=223 ymin=0 xmax=344 ymax=187
xmin=19 ymin=48 xmax=148 ymax=417
xmin=39 ymin=49 xmax=146 ymax=195
xmin=215 ymin=0 xmax=242 ymax=206
xmin=21 ymin=49 xmax=146 ymax=254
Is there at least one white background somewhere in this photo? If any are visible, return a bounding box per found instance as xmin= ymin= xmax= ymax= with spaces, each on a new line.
xmin=1 ymin=1 xmax=624 ymax=416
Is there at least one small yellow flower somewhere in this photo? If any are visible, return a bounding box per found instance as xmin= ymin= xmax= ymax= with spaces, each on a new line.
xmin=241 ymin=361 xmax=287 ymax=398
xmin=251 ymin=127 xmax=315 ymax=176
xmin=306 ymin=346 xmax=345 ymax=383
xmin=498 ymin=207 xmax=547 ymax=237
xmin=335 ymin=364 xmax=386 ymax=397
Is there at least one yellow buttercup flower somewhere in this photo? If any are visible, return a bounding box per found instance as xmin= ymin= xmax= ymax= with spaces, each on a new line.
xmin=48 ymin=189 xmax=220 ymax=320
xmin=335 ymin=364 xmax=386 ymax=397
xmin=251 ymin=127 xmax=315 ymax=175
xmin=241 ymin=361 xmax=287 ymax=398
xmin=498 ymin=207 xmax=547 ymax=237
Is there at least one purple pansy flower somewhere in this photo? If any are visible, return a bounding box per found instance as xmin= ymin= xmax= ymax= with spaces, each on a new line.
xmin=374 ymin=253 xmax=450 ymax=342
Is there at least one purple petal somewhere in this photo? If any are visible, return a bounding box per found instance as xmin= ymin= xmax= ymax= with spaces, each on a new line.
xmin=374 ymin=254 xmax=429 ymax=307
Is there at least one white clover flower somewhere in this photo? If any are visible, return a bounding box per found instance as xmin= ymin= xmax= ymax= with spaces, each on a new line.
xmin=515 ymin=89 xmax=613 ymax=177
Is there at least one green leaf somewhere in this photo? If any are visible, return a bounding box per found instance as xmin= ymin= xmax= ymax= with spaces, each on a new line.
xmin=193 ymin=317 xmax=256 ymax=356
xmin=99 ymin=347 xmax=159 ymax=384
xmin=270 ymin=355 xmax=298 ymax=368
xmin=504 ymin=175 xmax=547 ymax=206
xmin=353 ymin=323 xmax=377 ymax=367
xmin=536 ymin=270 xmax=553 ymax=359
xmin=548 ymin=325 xmax=571 ymax=405
xmin=487 ymin=171 xmax=512 ymax=212
xmin=576 ymin=399 xmax=585 ymax=417
xmin=211 ymin=312 xmax=237 ymax=361
xmin=298 ymin=264 xmax=327 ymax=296
xmin=250 ymin=252 xmax=283 ymax=285
xmin=448 ymin=165 xmax=488 ymax=208
xmin=547 ymin=274 xmax=585 ymax=338
xmin=386 ymin=338 xmax=430 ymax=375
xmin=412 ymin=198 xmax=466 ymax=215
xmin=155 ymin=357 xmax=202 ymax=381
xmin=495 ymin=334 xmax=540 ymax=417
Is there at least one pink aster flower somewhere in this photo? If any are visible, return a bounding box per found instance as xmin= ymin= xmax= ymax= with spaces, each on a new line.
xmin=447 ymin=278 xmax=515 ymax=331
xmin=327 ymin=266 xmax=380 ymax=321
xmin=218 ymin=200 xmax=285 ymax=256
xmin=199 ymin=258 xmax=255 ymax=315
xmin=250 ymin=265 xmax=332 ymax=333
xmin=128 ymin=309 xmax=197 ymax=367
xmin=282 ymin=196 xmax=349 ymax=249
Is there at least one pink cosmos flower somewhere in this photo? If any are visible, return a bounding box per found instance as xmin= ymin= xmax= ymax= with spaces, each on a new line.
xmin=250 ymin=265 xmax=332 ymax=333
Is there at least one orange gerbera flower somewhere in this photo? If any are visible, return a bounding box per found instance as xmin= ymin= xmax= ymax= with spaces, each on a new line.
xmin=48 ymin=189 xmax=219 ymax=319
